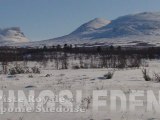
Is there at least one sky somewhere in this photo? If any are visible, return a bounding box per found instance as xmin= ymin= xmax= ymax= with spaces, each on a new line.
xmin=0 ymin=0 xmax=160 ymax=41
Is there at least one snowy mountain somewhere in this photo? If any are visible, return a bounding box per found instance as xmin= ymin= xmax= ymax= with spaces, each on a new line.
xmin=70 ymin=18 xmax=111 ymax=35
xmin=8 ymin=12 xmax=160 ymax=47
xmin=32 ymin=12 xmax=160 ymax=47
xmin=0 ymin=27 xmax=29 ymax=45
xmin=91 ymin=12 xmax=160 ymax=38
xmin=35 ymin=18 xmax=111 ymax=45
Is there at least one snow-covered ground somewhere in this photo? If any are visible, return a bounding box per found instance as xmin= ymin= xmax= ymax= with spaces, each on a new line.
xmin=0 ymin=60 xmax=160 ymax=120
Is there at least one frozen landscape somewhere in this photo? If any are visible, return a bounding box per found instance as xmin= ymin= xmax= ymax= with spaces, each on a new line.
xmin=0 ymin=58 xmax=160 ymax=120
xmin=1 ymin=11 xmax=160 ymax=119
xmin=1 ymin=1 xmax=160 ymax=120
xmin=1 ymin=12 xmax=160 ymax=48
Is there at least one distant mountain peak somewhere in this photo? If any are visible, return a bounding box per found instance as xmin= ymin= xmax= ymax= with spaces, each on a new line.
xmin=86 ymin=18 xmax=111 ymax=29
xmin=0 ymin=27 xmax=30 ymax=44
xmin=70 ymin=18 xmax=111 ymax=35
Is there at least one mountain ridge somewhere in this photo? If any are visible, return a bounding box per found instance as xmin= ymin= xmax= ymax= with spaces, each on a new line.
xmin=38 ymin=12 xmax=160 ymax=47
xmin=3 ymin=12 xmax=160 ymax=47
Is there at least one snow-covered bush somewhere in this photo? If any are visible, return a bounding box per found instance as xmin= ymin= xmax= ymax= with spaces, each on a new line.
xmin=28 ymin=75 xmax=33 ymax=78
xmin=154 ymin=73 xmax=160 ymax=82
xmin=9 ymin=66 xmax=30 ymax=75
xmin=32 ymin=66 xmax=40 ymax=74
xmin=9 ymin=68 xmax=18 ymax=75
xmin=9 ymin=66 xmax=40 ymax=75
xmin=142 ymin=69 xmax=160 ymax=82
xmin=72 ymin=65 xmax=80 ymax=69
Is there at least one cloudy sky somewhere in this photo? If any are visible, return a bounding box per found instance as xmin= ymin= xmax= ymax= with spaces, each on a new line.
xmin=0 ymin=0 xmax=160 ymax=41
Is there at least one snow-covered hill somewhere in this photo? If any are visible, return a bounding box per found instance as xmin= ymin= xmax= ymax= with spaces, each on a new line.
xmin=91 ymin=12 xmax=160 ymax=38
xmin=0 ymin=27 xmax=30 ymax=45
xmin=31 ymin=12 xmax=160 ymax=47
xmin=70 ymin=18 xmax=111 ymax=35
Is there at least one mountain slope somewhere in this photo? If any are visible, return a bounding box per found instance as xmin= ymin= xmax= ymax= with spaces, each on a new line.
xmin=70 ymin=18 xmax=111 ymax=35
xmin=36 ymin=12 xmax=160 ymax=47
xmin=0 ymin=27 xmax=30 ymax=44
xmin=40 ymin=18 xmax=111 ymax=44
xmin=90 ymin=12 xmax=160 ymax=39
xmin=20 ymin=12 xmax=160 ymax=47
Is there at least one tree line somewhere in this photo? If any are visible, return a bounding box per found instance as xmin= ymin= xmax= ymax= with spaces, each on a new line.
xmin=0 ymin=44 xmax=158 ymax=70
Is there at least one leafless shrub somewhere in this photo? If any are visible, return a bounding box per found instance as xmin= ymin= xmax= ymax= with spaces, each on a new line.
xmin=9 ymin=65 xmax=40 ymax=75
xmin=128 ymin=56 xmax=141 ymax=68
xmin=2 ymin=61 xmax=8 ymax=74
xmin=104 ymin=71 xmax=114 ymax=79
xmin=141 ymin=59 xmax=149 ymax=67
xmin=142 ymin=68 xmax=151 ymax=81
xmin=117 ymin=56 xmax=126 ymax=69
xmin=154 ymin=72 xmax=160 ymax=82
xmin=32 ymin=66 xmax=40 ymax=74
xmin=81 ymin=96 xmax=92 ymax=109
xmin=45 ymin=74 xmax=51 ymax=77
xmin=61 ymin=53 xmax=69 ymax=69
xmin=28 ymin=75 xmax=33 ymax=78
xmin=72 ymin=65 xmax=80 ymax=69
xmin=9 ymin=66 xmax=30 ymax=75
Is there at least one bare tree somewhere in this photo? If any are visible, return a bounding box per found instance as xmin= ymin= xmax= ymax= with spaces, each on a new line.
xmin=61 ymin=52 xmax=69 ymax=69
